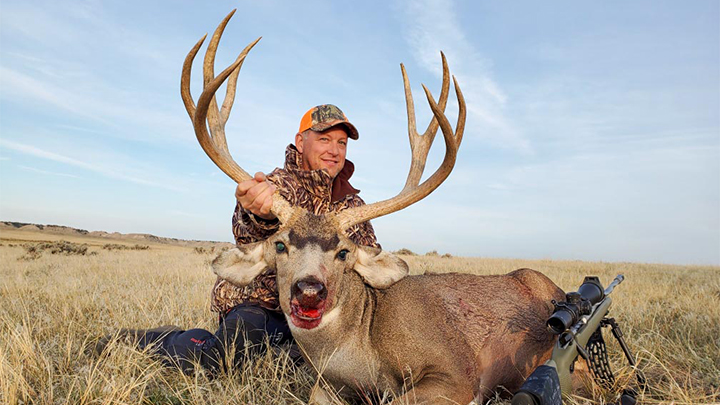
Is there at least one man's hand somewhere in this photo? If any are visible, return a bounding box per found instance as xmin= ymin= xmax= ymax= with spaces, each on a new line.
xmin=236 ymin=172 xmax=277 ymax=220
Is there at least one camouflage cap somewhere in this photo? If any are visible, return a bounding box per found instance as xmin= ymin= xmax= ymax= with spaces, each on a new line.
xmin=298 ymin=104 xmax=359 ymax=140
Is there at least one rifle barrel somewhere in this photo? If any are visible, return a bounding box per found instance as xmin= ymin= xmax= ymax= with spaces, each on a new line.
xmin=604 ymin=274 xmax=624 ymax=295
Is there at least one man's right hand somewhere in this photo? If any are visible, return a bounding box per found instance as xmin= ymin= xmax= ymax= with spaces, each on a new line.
xmin=235 ymin=172 xmax=277 ymax=220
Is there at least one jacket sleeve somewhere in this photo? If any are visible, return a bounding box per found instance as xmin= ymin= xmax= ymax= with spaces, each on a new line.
xmin=231 ymin=202 xmax=281 ymax=245
xmin=351 ymin=219 xmax=381 ymax=249
xmin=342 ymin=195 xmax=381 ymax=249
xmin=211 ymin=202 xmax=281 ymax=315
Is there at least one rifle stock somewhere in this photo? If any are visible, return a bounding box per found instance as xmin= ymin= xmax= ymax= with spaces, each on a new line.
xmin=554 ymin=297 xmax=612 ymax=394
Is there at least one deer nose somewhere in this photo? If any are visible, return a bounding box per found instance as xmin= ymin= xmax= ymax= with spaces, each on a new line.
xmin=292 ymin=278 xmax=327 ymax=306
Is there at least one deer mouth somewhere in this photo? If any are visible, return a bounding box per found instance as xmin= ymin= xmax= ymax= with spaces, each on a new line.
xmin=290 ymin=299 xmax=326 ymax=329
xmin=290 ymin=278 xmax=328 ymax=329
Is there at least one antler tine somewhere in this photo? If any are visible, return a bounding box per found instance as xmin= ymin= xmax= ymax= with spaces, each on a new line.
xmin=417 ymin=75 xmax=466 ymax=191
xmin=203 ymin=9 xmax=236 ymax=153
xmin=335 ymin=61 xmax=465 ymax=231
xmin=180 ymin=34 xmax=207 ymax=120
xmin=402 ymin=52 xmax=450 ymax=192
xmin=220 ymin=38 xmax=260 ymax=124
xmin=201 ymin=11 xmax=262 ymax=151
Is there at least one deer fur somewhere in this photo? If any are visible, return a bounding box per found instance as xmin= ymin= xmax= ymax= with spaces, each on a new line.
xmin=213 ymin=212 xmax=564 ymax=404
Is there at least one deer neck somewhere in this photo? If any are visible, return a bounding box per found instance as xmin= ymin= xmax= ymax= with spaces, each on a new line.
xmin=289 ymin=269 xmax=379 ymax=365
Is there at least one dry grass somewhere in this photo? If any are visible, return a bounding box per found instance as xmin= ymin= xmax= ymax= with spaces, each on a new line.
xmin=0 ymin=233 xmax=718 ymax=404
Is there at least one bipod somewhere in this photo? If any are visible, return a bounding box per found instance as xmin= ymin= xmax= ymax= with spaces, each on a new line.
xmin=589 ymin=318 xmax=646 ymax=405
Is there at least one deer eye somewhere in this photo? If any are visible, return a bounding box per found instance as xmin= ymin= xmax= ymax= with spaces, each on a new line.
xmin=337 ymin=249 xmax=349 ymax=261
xmin=275 ymin=242 xmax=286 ymax=253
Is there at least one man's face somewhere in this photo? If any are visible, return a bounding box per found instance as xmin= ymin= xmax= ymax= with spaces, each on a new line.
xmin=295 ymin=127 xmax=348 ymax=179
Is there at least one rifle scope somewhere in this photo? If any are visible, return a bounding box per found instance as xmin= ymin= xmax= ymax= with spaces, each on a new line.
xmin=547 ymin=276 xmax=604 ymax=335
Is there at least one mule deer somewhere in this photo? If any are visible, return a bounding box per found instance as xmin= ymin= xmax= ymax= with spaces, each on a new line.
xmin=182 ymin=10 xmax=564 ymax=404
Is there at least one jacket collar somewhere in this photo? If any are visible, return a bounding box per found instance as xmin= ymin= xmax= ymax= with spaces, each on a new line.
xmin=284 ymin=144 xmax=360 ymax=203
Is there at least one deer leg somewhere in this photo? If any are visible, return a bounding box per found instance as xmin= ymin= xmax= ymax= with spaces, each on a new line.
xmin=389 ymin=376 xmax=474 ymax=405
xmin=309 ymin=380 xmax=342 ymax=405
xmin=570 ymin=359 xmax=593 ymax=397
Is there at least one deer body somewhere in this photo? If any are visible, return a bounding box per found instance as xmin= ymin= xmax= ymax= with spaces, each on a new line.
xmin=212 ymin=213 xmax=564 ymax=403
xmin=377 ymin=272 xmax=561 ymax=397
xmin=298 ymin=273 xmax=563 ymax=404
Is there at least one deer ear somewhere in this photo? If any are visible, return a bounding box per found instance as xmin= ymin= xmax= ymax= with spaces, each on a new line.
xmin=354 ymin=246 xmax=409 ymax=289
xmin=212 ymin=242 xmax=267 ymax=287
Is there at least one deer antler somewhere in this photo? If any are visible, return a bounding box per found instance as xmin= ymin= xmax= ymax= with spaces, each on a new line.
xmin=181 ymin=9 xmax=294 ymax=223
xmin=335 ymin=59 xmax=466 ymax=231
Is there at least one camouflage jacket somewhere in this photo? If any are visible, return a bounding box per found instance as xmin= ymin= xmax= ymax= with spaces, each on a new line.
xmin=211 ymin=144 xmax=380 ymax=314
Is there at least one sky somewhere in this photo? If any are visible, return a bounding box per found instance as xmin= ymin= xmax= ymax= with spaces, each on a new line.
xmin=0 ymin=0 xmax=718 ymax=265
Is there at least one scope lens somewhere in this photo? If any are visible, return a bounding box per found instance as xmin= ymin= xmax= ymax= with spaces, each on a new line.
xmin=547 ymin=309 xmax=573 ymax=334
xmin=578 ymin=278 xmax=604 ymax=305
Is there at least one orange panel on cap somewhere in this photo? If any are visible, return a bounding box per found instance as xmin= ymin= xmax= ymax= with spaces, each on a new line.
xmin=298 ymin=108 xmax=315 ymax=133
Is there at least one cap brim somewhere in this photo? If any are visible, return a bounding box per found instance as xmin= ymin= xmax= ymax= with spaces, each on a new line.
xmin=310 ymin=120 xmax=359 ymax=140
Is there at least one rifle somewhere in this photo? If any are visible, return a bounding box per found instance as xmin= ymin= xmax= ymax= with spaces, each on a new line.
xmin=512 ymin=275 xmax=646 ymax=405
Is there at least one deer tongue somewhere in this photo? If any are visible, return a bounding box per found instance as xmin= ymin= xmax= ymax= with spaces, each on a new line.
xmin=290 ymin=298 xmax=326 ymax=329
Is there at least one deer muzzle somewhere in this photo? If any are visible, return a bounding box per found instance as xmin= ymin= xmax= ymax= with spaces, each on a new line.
xmin=290 ymin=278 xmax=328 ymax=329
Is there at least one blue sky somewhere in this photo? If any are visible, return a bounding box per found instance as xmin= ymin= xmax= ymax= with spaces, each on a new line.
xmin=1 ymin=0 xmax=718 ymax=265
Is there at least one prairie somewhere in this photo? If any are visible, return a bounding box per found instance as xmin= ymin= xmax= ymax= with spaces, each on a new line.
xmin=1 ymin=228 xmax=718 ymax=404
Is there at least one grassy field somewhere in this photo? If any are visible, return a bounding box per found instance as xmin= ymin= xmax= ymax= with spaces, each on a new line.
xmin=1 ymin=230 xmax=718 ymax=404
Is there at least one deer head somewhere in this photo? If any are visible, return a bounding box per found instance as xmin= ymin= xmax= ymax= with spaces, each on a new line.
xmin=182 ymin=10 xmax=465 ymax=330
xmin=211 ymin=212 xmax=410 ymax=329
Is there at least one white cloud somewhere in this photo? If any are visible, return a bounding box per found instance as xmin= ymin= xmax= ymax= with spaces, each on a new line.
xmin=397 ymin=0 xmax=531 ymax=153
xmin=0 ymin=139 xmax=186 ymax=192
xmin=0 ymin=65 xmax=191 ymax=145
xmin=0 ymin=4 xmax=81 ymax=45
xmin=18 ymin=165 xmax=82 ymax=179
xmin=0 ymin=67 xmax=103 ymax=120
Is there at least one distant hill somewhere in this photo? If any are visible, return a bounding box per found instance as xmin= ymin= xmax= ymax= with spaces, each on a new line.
xmin=0 ymin=221 xmax=233 ymax=249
